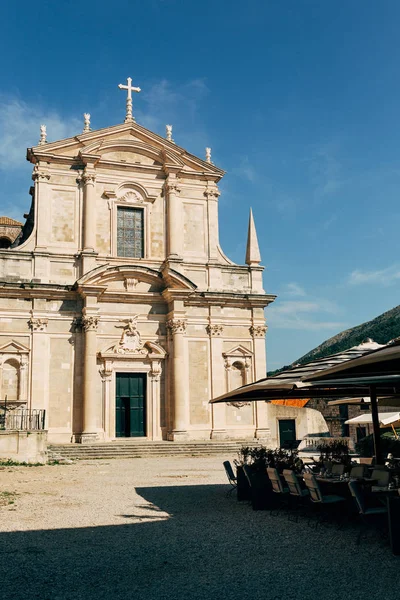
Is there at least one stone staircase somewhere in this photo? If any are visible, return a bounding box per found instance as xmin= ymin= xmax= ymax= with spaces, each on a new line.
xmin=48 ymin=440 xmax=249 ymax=461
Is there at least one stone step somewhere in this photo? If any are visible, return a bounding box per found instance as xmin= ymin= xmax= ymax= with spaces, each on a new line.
xmin=47 ymin=441 xmax=248 ymax=461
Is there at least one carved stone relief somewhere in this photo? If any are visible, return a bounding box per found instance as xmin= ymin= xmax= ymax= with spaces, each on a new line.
xmin=115 ymin=317 xmax=147 ymax=354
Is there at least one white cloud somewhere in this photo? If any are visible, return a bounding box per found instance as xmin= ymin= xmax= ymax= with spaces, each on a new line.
xmin=231 ymin=155 xmax=257 ymax=183
xmin=283 ymin=282 xmax=306 ymax=297
xmin=0 ymin=96 xmax=81 ymax=170
xmin=268 ymin=298 xmax=345 ymax=331
xmin=348 ymin=265 xmax=400 ymax=286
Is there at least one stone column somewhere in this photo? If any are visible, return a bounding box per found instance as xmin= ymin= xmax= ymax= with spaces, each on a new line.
xmin=81 ymin=312 xmax=100 ymax=443
xmin=250 ymin=324 xmax=269 ymax=441
xmin=165 ymin=179 xmax=182 ymax=258
xmin=167 ymin=319 xmax=188 ymax=439
xmin=82 ymin=169 xmax=96 ymax=252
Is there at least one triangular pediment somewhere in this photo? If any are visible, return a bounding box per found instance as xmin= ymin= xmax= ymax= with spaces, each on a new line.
xmin=0 ymin=340 xmax=30 ymax=354
xmin=223 ymin=344 xmax=253 ymax=359
xmin=27 ymin=122 xmax=224 ymax=179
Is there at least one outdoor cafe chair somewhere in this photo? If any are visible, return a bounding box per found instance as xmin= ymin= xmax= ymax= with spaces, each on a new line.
xmin=282 ymin=469 xmax=309 ymax=499
xmin=303 ymin=473 xmax=346 ymax=505
xmin=331 ymin=464 xmax=345 ymax=476
xmin=370 ymin=469 xmax=390 ymax=491
xmin=223 ymin=461 xmax=237 ymax=497
xmin=348 ymin=480 xmax=387 ymax=545
xmin=282 ymin=469 xmax=309 ymax=520
xmin=350 ymin=465 xmax=368 ymax=479
xmin=267 ymin=467 xmax=290 ymax=515
xmin=303 ymin=472 xmax=347 ymax=526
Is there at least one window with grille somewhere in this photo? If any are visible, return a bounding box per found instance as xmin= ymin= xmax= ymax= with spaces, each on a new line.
xmin=117 ymin=207 xmax=144 ymax=258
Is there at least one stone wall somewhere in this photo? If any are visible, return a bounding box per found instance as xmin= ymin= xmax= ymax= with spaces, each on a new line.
xmin=0 ymin=431 xmax=47 ymax=464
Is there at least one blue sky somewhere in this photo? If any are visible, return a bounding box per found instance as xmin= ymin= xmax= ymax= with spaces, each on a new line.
xmin=1 ymin=1 xmax=400 ymax=369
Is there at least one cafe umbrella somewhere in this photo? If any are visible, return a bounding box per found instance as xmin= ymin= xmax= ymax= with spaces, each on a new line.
xmin=210 ymin=339 xmax=400 ymax=464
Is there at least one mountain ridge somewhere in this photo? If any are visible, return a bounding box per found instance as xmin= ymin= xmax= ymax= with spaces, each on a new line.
xmin=295 ymin=304 xmax=400 ymax=365
xmin=267 ymin=304 xmax=400 ymax=376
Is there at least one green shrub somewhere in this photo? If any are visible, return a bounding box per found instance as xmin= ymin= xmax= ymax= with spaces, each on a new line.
xmin=234 ymin=445 xmax=304 ymax=473
xmin=355 ymin=431 xmax=400 ymax=457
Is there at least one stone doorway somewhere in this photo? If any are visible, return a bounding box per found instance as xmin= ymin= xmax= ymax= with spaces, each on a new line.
xmin=115 ymin=372 xmax=146 ymax=437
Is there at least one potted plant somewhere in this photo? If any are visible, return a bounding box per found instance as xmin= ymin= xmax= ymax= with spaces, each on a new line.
xmin=234 ymin=446 xmax=253 ymax=501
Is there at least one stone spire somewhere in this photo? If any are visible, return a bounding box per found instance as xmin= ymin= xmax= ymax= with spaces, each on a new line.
xmin=245 ymin=208 xmax=261 ymax=266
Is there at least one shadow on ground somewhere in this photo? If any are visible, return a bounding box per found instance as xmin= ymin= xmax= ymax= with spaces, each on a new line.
xmin=0 ymin=483 xmax=398 ymax=600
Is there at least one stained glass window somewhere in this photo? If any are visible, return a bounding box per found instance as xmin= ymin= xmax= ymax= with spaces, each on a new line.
xmin=117 ymin=207 xmax=144 ymax=258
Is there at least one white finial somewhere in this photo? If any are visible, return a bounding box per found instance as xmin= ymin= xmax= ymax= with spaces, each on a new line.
xmin=118 ymin=76 xmax=141 ymax=123
xmin=83 ymin=113 xmax=91 ymax=133
xmin=205 ymin=147 xmax=212 ymax=163
xmin=39 ymin=124 xmax=47 ymax=146
xmin=245 ymin=208 xmax=261 ymax=266
xmin=166 ymin=124 xmax=173 ymax=142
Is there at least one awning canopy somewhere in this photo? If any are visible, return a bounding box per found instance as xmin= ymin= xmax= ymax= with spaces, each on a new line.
xmin=210 ymin=340 xmax=385 ymax=405
xmin=209 ymin=338 xmax=400 ymax=463
xmin=328 ymin=397 xmax=371 ymax=406
xmin=344 ymin=412 xmax=400 ymax=426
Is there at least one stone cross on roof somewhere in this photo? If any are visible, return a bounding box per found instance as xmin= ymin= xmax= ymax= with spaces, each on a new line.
xmin=118 ymin=77 xmax=141 ymax=123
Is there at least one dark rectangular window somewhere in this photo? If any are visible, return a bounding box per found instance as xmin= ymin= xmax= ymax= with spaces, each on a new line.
xmin=117 ymin=207 xmax=144 ymax=258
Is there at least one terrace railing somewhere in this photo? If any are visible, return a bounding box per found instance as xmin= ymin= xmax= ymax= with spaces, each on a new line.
xmin=0 ymin=407 xmax=46 ymax=431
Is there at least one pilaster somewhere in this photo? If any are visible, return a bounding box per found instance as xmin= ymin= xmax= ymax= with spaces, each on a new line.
xmin=82 ymin=168 xmax=97 ymax=252
xmin=208 ymin=321 xmax=228 ymax=440
xmin=166 ymin=317 xmax=189 ymax=440
xmin=32 ymin=164 xmax=51 ymax=250
xmin=250 ymin=321 xmax=269 ymax=440
xmin=28 ymin=309 xmax=49 ymax=422
xmin=165 ymin=177 xmax=182 ymax=259
xmin=204 ymin=186 xmax=220 ymax=262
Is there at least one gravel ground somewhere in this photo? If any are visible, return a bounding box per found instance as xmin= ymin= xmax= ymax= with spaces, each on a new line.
xmin=0 ymin=456 xmax=398 ymax=600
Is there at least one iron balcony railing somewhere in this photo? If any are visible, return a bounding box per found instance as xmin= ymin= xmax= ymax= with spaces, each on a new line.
xmin=0 ymin=408 xmax=46 ymax=431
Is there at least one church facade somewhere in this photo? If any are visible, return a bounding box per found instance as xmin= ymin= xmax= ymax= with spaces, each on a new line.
xmin=0 ymin=83 xmax=279 ymax=444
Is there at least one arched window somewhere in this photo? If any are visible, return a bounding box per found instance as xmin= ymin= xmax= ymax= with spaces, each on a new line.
xmin=2 ymin=359 xmax=19 ymax=400
xmin=229 ymin=361 xmax=246 ymax=391
xmin=0 ymin=237 xmax=12 ymax=249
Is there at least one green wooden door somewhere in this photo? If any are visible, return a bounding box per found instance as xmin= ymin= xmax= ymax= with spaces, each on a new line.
xmin=115 ymin=373 xmax=146 ymax=437
xmin=278 ymin=419 xmax=296 ymax=448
